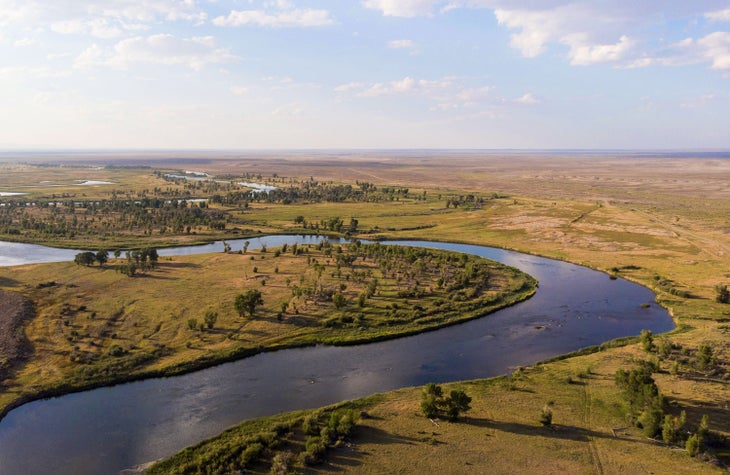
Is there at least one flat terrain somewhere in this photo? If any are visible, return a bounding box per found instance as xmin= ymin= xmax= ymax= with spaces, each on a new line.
xmin=1 ymin=151 xmax=729 ymax=473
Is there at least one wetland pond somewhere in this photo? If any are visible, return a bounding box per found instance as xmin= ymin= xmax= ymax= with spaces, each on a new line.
xmin=0 ymin=237 xmax=674 ymax=474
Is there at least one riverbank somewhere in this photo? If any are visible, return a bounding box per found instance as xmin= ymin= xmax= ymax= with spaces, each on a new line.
xmin=0 ymin=290 xmax=33 ymax=376
xmin=0 ymin=243 xmax=536 ymax=422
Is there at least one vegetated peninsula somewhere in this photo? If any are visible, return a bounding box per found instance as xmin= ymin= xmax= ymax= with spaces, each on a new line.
xmin=0 ymin=240 xmax=536 ymax=417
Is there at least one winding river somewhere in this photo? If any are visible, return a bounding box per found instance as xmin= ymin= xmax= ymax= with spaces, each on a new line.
xmin=0 ymin=236 xmax=674 ymax=474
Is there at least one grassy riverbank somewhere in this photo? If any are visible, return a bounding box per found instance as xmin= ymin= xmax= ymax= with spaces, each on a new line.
xmin=0 ymin=243 xmax=535 ymax=419
xmin=2 ymin=155 xmax=730 ymax=472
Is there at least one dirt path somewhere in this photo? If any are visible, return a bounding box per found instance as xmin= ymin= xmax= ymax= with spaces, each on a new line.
xmin=583 ymin=380 xmax=605 ymax=475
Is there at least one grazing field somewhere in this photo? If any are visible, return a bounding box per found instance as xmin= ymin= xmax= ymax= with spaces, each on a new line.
xmin=1 ymin=152 xmax=729 ymax=473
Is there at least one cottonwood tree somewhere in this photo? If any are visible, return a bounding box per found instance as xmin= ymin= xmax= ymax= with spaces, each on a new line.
xmin=420 ymin=383 xmax=472 ymax=421
xmin=235 ymin=289 xmax=264 ymax=318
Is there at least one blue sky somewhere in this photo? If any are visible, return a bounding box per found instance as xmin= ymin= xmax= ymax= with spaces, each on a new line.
xmin=1 ymin=0 xmax=729 ymax=149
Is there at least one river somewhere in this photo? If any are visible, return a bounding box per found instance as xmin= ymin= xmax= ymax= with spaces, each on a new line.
xmin=0 ymin=236 xmax=674 ymax=474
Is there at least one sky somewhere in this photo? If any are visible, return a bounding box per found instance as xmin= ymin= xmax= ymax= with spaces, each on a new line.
xmin=1 ymin=0 xmax=729 ymax=150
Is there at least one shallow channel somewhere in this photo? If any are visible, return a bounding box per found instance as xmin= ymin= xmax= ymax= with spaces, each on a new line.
xmin=0 ymin=237 xmax=674 ymax=474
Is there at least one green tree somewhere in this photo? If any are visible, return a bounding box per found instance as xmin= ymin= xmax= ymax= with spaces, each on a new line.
xmin=640 ymin=329 xmax=654 ymax=352
xmin=74 ymin=251 xmax=96 ymax=266
xmin=445 ymin=390 xmax=472 ymax=421
xmin=696 ymin=343 xmax=715 ymax=370
xmin=204 ymin=310 xmax=218 ymax=329
xmin=539 ymin=404 xmax=553 ymax=427
xmin=420 ymin=383 xmax=471 ymax=422
xmin=95 ymin=249 xmax=108 ymax=266
xmin=715 ymin=284 xmax=730 ymax=303
xmin=420 ymin=383 xmax=443 ymax=419
xmin=235 ymin=289 xmax=264 ymax=318
xmin=332 ymin=292 xmax=345 ymax=309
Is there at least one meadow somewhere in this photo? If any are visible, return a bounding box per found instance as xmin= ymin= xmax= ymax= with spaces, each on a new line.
xmin=0 ymin=152 xmax=728 ymax=473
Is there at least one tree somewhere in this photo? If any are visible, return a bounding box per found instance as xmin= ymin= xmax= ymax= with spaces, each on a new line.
xmin=204 ymin=310 xmax=218 ymax=329
xmin=539 ymin=404 xmax=553 ymax=427
xmin=640 ymin=329 xmax=654 ymax=352
xmin=332 ymin=292 xmax=345 ymax=309
xmin=74 ymin=251 xmax=96 ymax=266
xmin=715 ymin=284 xmax=730 ymax=303
xmin=420 ymin=383 xmax=443 ymax=419
xmin=95 ymin=250 xmax=108 ymax=266
xmin=235 ymin=289 xmax=263 ymax=317
xmin=445 ymin=390 xmax=472 ymax=421
xmin=243 ymin=240 xmax=250 ymax=254
xmin=420 ymin=383 xmax=471 ymax=421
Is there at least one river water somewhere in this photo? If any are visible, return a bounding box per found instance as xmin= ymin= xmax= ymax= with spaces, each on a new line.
xmin=0 ymin=237 xmax=674 ymax=474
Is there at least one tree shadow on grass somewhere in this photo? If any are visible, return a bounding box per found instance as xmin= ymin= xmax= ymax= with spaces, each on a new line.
xmin=158 ymin=261 xmax=200 ymax=269
xmin=463 ymin=417 xmax=657 ymax=446
xmin=0 ymin=276 xmax=19 ymax=287
xmin=318 ymin=426 xmax=423 ymax=473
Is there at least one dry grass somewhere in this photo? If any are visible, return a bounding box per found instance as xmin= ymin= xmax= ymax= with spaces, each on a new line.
xmin=3 ymin=153 xmax=730 ymax=472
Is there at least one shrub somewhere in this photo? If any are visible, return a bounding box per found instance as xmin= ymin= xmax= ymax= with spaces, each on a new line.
xmin=269 ymin=451 xmax=292 ymax=475
xmin=240 ymin=442 xmax=263 ymax=466
xmin=204 ymin=310 xmax=217 ymax=329
xmin=696 ymin=343 xmax=715 ymax=370
xmin=539 ymin=404 xmax=553 ymax=426
xmin=686 ymin=433 xmax=702 ymax=457
xmin=420 ymin=383 xmax=444 ymax=419
xmin=662 ymin=410 xmax=686 ymax=445
xmin=715 ymin=284 xmax=730 ymax=303
xmin=302 ymin=415 xmax=319 ymax=436
xmin=640 ymin=329 xmax=654 ymax=352
xmin=638 ymin=400 xmax=663 ymax=438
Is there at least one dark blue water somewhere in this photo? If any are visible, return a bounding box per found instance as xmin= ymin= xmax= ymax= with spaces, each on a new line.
xmin=0 ymin=237 xmax=673 ymax=474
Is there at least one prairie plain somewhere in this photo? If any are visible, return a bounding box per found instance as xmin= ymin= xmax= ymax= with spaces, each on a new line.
xmin=0 ymin=151 xmax=729 ymax=473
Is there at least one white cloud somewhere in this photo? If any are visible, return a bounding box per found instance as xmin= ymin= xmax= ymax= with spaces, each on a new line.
xmin=74 ymin=44 xmax=104 ymax=70
xmin=52 ymin=18 xmax=122 ymax=39
xmin=0 ymin=65 xmax=71 ymax=80
xmin=0 ymin=0 xmax=206 ymax=32
xmin=362 ymin=0 xmax=441 ymax=17
xmin=514 ymin=92 xmax=540 ymax=104
xmin=567 ymin=35 xmax=634 ymax=65
xmin=74 ymin=34 xmax=239 ymax=71
xmin=230 ymin=86 xmax=249 ymax=96
xmin=213 ymin=5 xmax=334 ymax=28
xmin=629 ymin=32 xmax=730 ymax=71
xmin=388 ymin=39 xmax=416 ymax=49
xmin=494 ymin=5 xmax=637 ymax=65
xmin=335 ymin=76 xmax=506 ymax=113
xmin=13 ymin=37 xmax=37 ymax=47
xmin=494 ymin=8 xmax=555 ymax=58
xmin=705 ymin=9 xmax=730 ymax=22
xmin=342 ymin=76 xmax=454 ymax=97
xmin=697 ymin=32 xmax=730 ymax=70
xmin=363 ymin=1 xmax=728 ymax=72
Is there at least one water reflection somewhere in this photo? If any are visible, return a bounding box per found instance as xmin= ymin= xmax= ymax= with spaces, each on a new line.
xmin=0 ymin=237 xmax=674 ymax=474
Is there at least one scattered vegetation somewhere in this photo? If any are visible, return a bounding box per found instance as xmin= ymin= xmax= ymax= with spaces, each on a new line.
xmin=420 ymin=382 xmax=472 ymax=422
